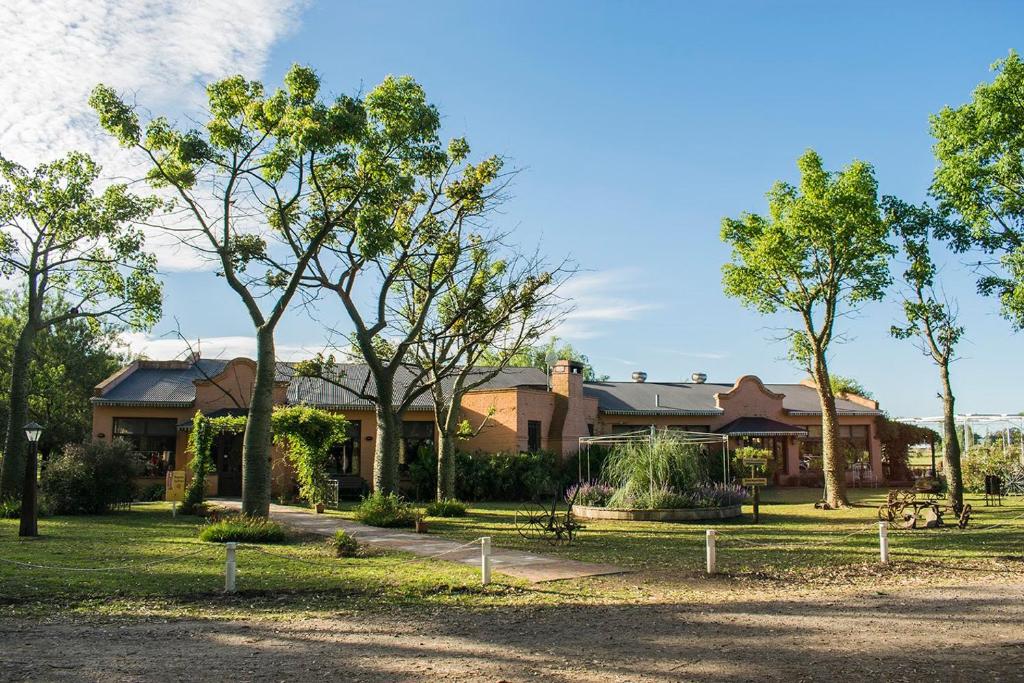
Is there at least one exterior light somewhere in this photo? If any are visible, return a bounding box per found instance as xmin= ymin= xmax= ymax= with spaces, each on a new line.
xmin=23 ymin=422 xmax=43 ymax=444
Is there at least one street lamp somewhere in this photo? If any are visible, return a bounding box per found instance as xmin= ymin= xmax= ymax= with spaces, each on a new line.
xmin=18 ymin=421 xmax=43 ymax=538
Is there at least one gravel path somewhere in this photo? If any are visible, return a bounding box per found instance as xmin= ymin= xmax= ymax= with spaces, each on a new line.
xmin=3 ymin=582 xmax=1023 ymax=682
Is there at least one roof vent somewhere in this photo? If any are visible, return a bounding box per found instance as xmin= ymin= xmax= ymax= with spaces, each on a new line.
xmin=691 ymin=372 xmax=707 ymax=384
xmin=631 ymin=371 xmax=647 ymax=383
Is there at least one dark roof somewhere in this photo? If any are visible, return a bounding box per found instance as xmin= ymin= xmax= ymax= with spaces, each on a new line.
xmin=93 ymin=359 xmax=548 ymax=410
xmin=715 ymin=417 xmax=808 ymax=436
xmin=583 ymin=381 xmax=881 ymax=416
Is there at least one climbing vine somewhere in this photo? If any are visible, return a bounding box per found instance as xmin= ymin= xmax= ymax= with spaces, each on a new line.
xmin=180 ymin=406 xmax=349 ymax=510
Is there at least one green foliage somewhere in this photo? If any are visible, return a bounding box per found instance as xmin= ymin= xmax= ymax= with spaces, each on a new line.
xmin=0 ymin=497 xmax=19 ymax=518
xmin=0 ymin=292 xmax=125 ymax=454
xmin=566 ymin=481 xmax=615 ymax=507
xmin=407 ymin=443 xmax=437 ymax=501
xmin=425 ymin=498 xmax=467 ymax=517
xmin=352 ymin=492 xmax=417 ymax=528
xmin=829 ymin=376 xmax=874 ymax=399
xmin=876 ymin=417 xmax=939 ymax=480
xmin=930 ymin=52 xmax=1024 ymax=327
xmin=271 ymin=405 xmax=350 ymax=506
xmin=40 ymin=440 xmax=142 ymax=515
xmin=602 ymin=437 xmax=711 ymax=508
xmin=330 ymin=529 xmax=360 ymax=557
xmin=483 ymin=337 xmax=608 ymax=381
xmin=199 ymin=515 xmax=287 ymax=543
xmin=961 ymin=445 xmax=1021 ymax=493
xmin=180 ymin=412 xmax=215 ymax=515
xmin=136 ymin=483 xmax=166 ymax=502
xmin=454 ymin=451 xmax=558 ymax=501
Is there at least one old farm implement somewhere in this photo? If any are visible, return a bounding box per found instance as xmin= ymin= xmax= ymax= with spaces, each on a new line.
xmin=877 ymin=489 xmax=972 ymax=530
xmin=515 ymin=491 xmax=584 ymax=545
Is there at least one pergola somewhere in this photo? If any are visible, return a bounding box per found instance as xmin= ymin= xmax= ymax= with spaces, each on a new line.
xmin=577 ymin=426 xmax=731 ymax=483
xmin=898 ymin=413 xmax=1024 ymax=451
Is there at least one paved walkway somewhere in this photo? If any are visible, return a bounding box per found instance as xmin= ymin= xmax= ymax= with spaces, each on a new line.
xmin=217 ymin=500 xmax=626 ymax=583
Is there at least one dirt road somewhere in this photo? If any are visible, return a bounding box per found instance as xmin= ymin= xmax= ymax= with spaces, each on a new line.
xmin=3 ymin=582 xmax=1024 ymax=682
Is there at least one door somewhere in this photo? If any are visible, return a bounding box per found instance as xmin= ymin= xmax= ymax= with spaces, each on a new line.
xmin=215 ymin=434 xmax=243 ymax=497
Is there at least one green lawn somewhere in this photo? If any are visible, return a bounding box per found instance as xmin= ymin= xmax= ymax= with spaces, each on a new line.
xmin=3 ymin=491 xmax=1023 ymax=619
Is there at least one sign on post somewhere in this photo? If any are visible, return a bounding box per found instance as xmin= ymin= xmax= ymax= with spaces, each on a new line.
xmin=165 ymin=470 xmax=186 ymax=502
xmin=741 ymin=477 xmax=768 ymax=487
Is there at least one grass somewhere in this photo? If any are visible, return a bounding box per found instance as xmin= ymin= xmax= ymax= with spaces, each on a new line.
xmin=4 ymin=491 xmax=1024 ymax=620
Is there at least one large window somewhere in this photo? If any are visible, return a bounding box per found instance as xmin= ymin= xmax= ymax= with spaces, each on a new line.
xmin=527 ymin=420 xmax=542 ymax=452
xmin=799 ymin=424 xmax=870 ymax=471
xmin=326 ymin=420 xmax=361 ymax=477
xmin=400 ymin=421 xmax=435 ymax=473
xmin=112 ymin=417 xmax=177 ymax=475
xmin=669 ymin=425 xmax=710 ymax=433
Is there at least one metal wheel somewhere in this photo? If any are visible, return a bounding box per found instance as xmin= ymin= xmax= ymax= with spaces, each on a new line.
xmin=515 ymin=503 xmax=553 ymax=542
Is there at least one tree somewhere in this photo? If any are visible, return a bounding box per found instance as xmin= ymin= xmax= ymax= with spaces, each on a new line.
xmin=91 ymin=65 xmax=368 ymax=517
xmin=720 ymin=149 xmax=893 ymax=509
xmin=299 ymin=77 xmax=509 ymax=494
xmin=0 ymin=153 xmax=160 ymax=517
xmin=0 ymin=292 xmax=125 ymax=457
xmin=930 ymin=51 xmax=1024 ymax=327
xmin=408 ymin=245 xmax=569 ymax=501
xmin=886 ymin=198 xmax=966 ymax=513
xmin=829 ymin=375 xmax=873 ymax=399
xmin=483 ymin=337 xmax=608 ymax=381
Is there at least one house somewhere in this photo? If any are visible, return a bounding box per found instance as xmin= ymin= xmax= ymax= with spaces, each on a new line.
xmin=89 ymin=356 xmax=885 ymax=496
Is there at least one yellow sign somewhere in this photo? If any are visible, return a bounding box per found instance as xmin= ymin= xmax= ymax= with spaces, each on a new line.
xmin=165 ymin=470 xmax=186 ymax=502
xmin=742 ymin=457 xmax=768 ymax=467
xmin=742 ymin=477 xmax=768 ymax=487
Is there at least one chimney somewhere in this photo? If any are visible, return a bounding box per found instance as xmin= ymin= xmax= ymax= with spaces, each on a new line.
xmin=631 ymin=371 xmax=647 ymax=383
xmin=691 ymin=372 xmax=707 ymax=384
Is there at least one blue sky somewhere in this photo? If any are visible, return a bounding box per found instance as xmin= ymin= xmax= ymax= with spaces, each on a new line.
xmin=4 ymin=1 xmax=1024 ymax=419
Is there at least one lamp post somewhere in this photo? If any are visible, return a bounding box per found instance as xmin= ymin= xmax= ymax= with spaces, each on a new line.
xmin=18 ymin=421 xmax=43 ymax=538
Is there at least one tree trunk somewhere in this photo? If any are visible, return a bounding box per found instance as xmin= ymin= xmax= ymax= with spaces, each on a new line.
xmin=0 ymin=323 xmax=38 ymax=501
xmin=812 ymin=350 xmax=848 ymax=508
xmin=241 ymin=328 xmax=275 ymax=517
xmin=435 ymin=396 xmax=460 ymax=501
xmin=939 ymin=362 xmax=964 ymax=514
xmin=374 ymin=405 xmax=402 ymax=494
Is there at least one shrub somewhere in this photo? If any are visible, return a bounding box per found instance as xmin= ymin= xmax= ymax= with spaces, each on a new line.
xmin=136 ymin=483 xmax=166 ymax=502
xmin=454 ymin=450 xmax=558 ymax=501
xmin=961 ymin=445 xmax=1020 ymax=493
xmin=602 ymin=437 xmax=710 ymax=504
xmin=40 ymin=440 xmax=142 ymax=515
xmin=683 ymin=482 xmax=749 ymax=508
xmin=199 ymin=515 xmax=287 ymax=543
xmin=425 ymin=498 xmax=467 ymax=517
xmin=0 ymin=497 xmax=19 ymax=519
xmin=353 ymin=492 xmax=417 ymax=528
xmin=330 ymin=530 xmax=360 ymax=557
xmin=566 ymin=481 xmax=614 ymax=507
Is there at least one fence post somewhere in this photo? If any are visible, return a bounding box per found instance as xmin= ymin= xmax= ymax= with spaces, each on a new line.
xmin=225 ymin=542 xmax=237 ymax=593
xmin=481 ymin=537 xmax=492 ymax=586
xmin=706 ymin=529 xmax=717 ymax=575
xmin=878 ymin=521 xmax=889 ymax=565
xmin=171 ymin=501 xmax=177 ymax=517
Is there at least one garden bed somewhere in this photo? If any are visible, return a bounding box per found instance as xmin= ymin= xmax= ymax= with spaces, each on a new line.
xmin=573 ymin=503 xmax=742 ymax=521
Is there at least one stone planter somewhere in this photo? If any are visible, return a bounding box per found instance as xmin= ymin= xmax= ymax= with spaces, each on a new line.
xmin=572 ymin=503 xmax=743 ymax=522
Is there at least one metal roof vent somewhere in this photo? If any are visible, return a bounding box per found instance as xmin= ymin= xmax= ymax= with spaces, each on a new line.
xmin=691 ymin=372 xmax=707 ymax=384
xmin=631 ymin=371 xmax=647 ymax=383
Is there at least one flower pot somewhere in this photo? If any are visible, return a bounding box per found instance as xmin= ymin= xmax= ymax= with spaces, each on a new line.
xmin=415 ymin=518 xmax=428 ymax=534
xmin=315 ymin=502 xmax=325 ymax=514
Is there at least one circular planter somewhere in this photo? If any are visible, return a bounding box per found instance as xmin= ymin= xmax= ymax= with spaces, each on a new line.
xmin=573 ymin=503 xmax=742 ymax=522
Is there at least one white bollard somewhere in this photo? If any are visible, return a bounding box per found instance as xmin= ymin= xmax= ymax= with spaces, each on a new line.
xmin=706 ymin=529 xmax=717 ymax=575
xmin=878 ymin=521 xmax=889 ymax=565
xmin=172 ymin=501 xmax=177 ymax=517
xmin=481 ymin=536 xmax=492 ymax=586
xmin=225 ymin=542 xmax=237 ymax=593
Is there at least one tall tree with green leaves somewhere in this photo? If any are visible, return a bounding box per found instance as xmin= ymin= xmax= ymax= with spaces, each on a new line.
xmin=0 ymin=292 xmax=125 ymax=457
xmin=0 ymin=153 xmax=160 ymax=508
xmin=482 ymin=337 xmax=608 ymax=381
xmin=91 ymin=65 xmax=370 ymax=517
xmin=720 ymin=149 xmax=893 ymax=508
xmin=295 ymin=78 xmax=513 ymax=494
xmin=885 ymin=198 xmax=966 ymax=513
xmin=930 ymin=51 xmax=1024 ymax=327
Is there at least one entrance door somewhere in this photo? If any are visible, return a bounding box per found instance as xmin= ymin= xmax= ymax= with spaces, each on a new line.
xmin=215 ymin=434 xmax=243 ymax=497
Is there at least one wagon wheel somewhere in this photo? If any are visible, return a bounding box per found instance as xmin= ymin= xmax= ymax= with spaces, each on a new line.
xmin=515 ymin=503 xmax=554 ymax=542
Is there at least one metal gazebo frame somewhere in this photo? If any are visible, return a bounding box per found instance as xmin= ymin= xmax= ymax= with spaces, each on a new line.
xmin=576 ymin=426 xmax=731 ymax=483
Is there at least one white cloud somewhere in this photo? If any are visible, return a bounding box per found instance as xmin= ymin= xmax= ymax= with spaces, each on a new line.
xmin=118 ymin=332 xmax=319 ymax=362
xmin=554 ymin=268 xmax=660 ymax=340
xmin=0 ymin=0 xmax=307 ymax=271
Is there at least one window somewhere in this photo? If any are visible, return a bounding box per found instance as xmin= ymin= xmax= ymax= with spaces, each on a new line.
xmin=400 ymin=420 xmax=435 ymax=473
xmin=112 ymin=418 xmax=177 ymax=475
xmin=798 ymin=423 xmax=870 ymax=471
xmin=327 ymin=420 xmax=361 ymax=476
xmin=527 ymin=420 xmax=542 ymax=452
xmin=669 ymin=425 xmax=710 ymax=433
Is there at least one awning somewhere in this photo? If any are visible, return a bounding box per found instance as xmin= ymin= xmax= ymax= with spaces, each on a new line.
xmin=715 ymin=417 xmax=808 ymax=437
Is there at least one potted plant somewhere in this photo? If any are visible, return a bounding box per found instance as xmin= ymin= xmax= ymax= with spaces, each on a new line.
xmin=415 ymin=514 xmax=428 ymax=534
xmin=315 ymin=501 xmax=326 ymax=514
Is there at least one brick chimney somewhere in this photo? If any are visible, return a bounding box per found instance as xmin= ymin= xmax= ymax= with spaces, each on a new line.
xmin=547 ymin=359 xmax=586 ymax=456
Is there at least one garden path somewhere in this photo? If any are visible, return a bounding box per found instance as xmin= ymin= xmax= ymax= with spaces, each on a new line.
xmin=216 ymin=500 xmax=626 ymax=582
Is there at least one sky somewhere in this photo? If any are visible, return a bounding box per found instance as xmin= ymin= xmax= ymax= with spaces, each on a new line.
xmin=1 ymin=0 xmax=1023 ymax=419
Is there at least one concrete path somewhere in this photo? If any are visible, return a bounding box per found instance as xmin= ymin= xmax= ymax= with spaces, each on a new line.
xmin=216 ymin=500 xmax=626 ymax=583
